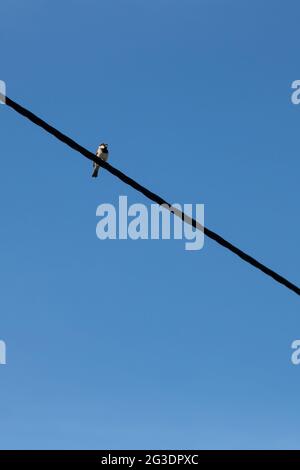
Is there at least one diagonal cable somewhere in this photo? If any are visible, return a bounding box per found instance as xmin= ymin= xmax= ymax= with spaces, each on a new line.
xmin=2 ymin=94 xmax=299 ymax=296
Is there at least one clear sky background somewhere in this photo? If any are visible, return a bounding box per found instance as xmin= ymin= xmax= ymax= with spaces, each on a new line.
xmin=0 ymin=0 xmax=300 ymax=450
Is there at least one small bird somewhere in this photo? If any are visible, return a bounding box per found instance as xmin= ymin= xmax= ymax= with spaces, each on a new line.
xmin=92 ymin=143 xmax=109 ymax=178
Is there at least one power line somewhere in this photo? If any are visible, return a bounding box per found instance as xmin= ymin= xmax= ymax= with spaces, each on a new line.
xmin=2 ymin=94 xmax=300 ymax=296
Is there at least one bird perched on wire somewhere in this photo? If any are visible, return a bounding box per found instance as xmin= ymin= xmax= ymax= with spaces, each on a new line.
xmin=92 ymin=143 xmax=109 ymax=177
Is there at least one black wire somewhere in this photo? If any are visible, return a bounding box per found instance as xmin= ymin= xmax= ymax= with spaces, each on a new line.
xmin=3 ymin=95 xmax=300 ymax=296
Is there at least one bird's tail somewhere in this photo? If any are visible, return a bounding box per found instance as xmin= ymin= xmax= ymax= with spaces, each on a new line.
xmin=92 ymin=165 xmax=100 ymax=178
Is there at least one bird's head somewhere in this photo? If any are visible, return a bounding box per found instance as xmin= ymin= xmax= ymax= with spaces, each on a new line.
xmin=100 ymin=143 xmax=108 ymax=150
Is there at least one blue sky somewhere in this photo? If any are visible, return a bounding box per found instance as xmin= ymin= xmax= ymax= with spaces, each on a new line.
xmin=1 ymin=0 xmax=300 ymax=450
